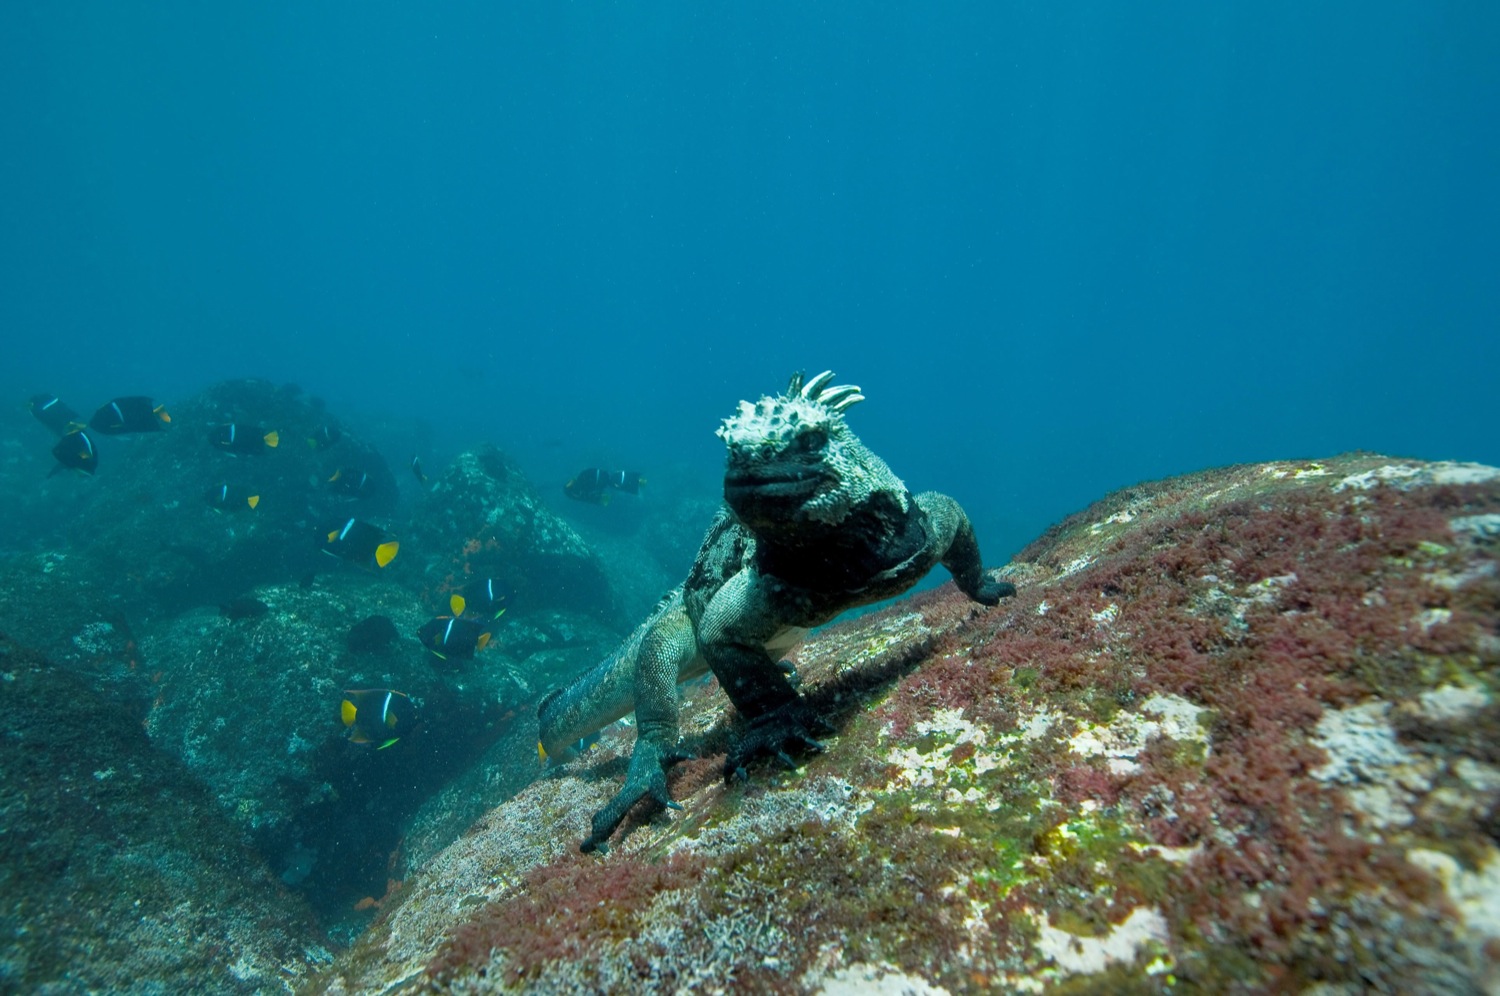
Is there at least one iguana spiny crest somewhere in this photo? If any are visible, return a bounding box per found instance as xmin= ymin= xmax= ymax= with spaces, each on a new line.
xmin=716 ymin=370 xmax=907 ymax=529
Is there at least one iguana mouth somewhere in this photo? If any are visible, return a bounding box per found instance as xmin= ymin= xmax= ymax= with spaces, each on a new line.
xmin=724 ymin=470 xmax=824 ymax=503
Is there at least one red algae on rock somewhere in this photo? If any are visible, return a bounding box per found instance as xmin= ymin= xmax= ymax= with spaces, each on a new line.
xmin=309 ymin=455 xmax=1500 ymax=996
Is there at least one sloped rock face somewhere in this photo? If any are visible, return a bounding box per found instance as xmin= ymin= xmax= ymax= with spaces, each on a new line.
xmin=406 ymin=445 xmax=617 ymax=624
xmin=310 ymin=455 xmax=1499 ymax=995
xmin=0 ymin=634 xmax=328 ymax=994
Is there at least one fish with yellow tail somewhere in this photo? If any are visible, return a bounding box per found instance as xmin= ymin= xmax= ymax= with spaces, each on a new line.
xmin=321 ymin=518 xmax=399 ymax=568
xmin=209 ymin=423 xmax=279 ymax=455
xmin=340 ymin=688 xmax=412 ymax=748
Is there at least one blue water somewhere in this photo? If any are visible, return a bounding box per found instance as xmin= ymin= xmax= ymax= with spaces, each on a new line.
xmin=3 ymin=3 xmax=1496 ymax=561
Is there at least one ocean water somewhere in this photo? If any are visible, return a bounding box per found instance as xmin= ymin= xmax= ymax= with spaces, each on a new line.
xmin=2 ymin=7 xmax=1499 ymax=986
xmin=3 ymin=3 xmax=1497 ymax=564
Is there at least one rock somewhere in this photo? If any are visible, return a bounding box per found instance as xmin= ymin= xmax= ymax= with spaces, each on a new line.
xmin=137 ymin=571 xmax=530 ymax=918
xmin=310 ymin=454 xmax=1500 ymax=995
xmin=396 ymin=608 xmax=623 ymax=876
xmin=0 ymin=634 xmax=328 ymax=993
xmin=405 ymin=445 xmax=617 ymax=624
xmin=0 ymin=379 xmax=402 ymax=641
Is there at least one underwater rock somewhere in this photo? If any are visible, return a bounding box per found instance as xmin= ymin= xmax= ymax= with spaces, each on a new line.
xmin=0 ymin=634 xmax=327 ymax=993
xmin=405 ymin=444 xmax=618 ymax=625
xmin=311 ymin=454 xmax=1500 ymax=995
xmin=140 ymin=573 xmax=439 ymax=840
xmin=134 ymin=568 xmax=592 ymax=922
xmin=1 ymin=379 xmax=402 ymax=630
xmin=395 ymin=609 xmax=621 ymax=875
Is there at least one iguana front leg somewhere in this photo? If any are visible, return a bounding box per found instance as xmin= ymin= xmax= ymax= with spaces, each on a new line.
xmin=580 ymin=602 xmax=698 ymax=854
xmin=916 ymin=491 xmax=1017 ymax=605
xmin=695 ymin=570 xmax=830 ymax=781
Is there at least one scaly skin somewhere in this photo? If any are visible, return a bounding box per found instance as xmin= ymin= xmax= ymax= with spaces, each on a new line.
xmin=538 ymin=371 xmax=1014 ymax=852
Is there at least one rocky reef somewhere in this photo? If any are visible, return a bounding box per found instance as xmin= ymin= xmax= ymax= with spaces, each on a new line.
xmin=309 ymin=454 xmax=1499 ymax=995
xmin=0 ymin=379 xmax=649 ymax=977
xmin=0 ymin=633 xmax=329 ymax=994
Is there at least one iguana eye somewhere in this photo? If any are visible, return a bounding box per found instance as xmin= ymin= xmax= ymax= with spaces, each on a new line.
xmin=797 ymin=430 xmax=827 ymax=453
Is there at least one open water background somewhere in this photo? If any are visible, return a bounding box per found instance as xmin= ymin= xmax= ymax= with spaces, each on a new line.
xmin=3 ymin=3 xmax=1497 ymax=561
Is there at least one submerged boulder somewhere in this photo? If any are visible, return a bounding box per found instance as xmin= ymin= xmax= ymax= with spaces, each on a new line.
xmin=405 ymin=445 xmax=617 ymax=624
xmin=137 ymin=571 xmax=539 ymax=916
xmin=0 ymin=634 xmax=328 ymax=994
xmin=312 ymin=454 xmax=1500 ymax=995
xmin=2 ymin=379 xmax=402 ymax=634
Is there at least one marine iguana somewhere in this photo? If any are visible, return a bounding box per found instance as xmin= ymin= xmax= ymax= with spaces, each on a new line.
xmin=538 ymin=370 xmax=1015 ymax=853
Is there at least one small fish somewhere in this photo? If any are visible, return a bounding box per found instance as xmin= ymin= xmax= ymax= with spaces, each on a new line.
xmin=340 ymin=688 xmax=412 ymax=748
xmin=209 ymin=423 xmax=279 ymax=455
xmin=306 ymin=424 xmax=343 ymax=449
xmin=347 ymin=614 xmax=400 ymax=654
xmin=220 ymin=596 xmax=270 ymax=621
xmin=28 ymin=394 xmax=83 ymax=436
xmin=327 ymin=467 xmax=370 ymax=498
xmin=88 ymin=396 xmax=171 ymax=434
xmin=417 ymin=615 xmax=493 ymax=661
xmin=205 ymin=483 xmax=260 ymax=511
xmin=50 ymin=429 xmax=98 ymax=475
xmin=563 ymin=468 xmax=645 ymax=505
xmin=321 ymin=518 xmax=399 ymax=568
xmin=449 ymin=577 xmax=511 ymax=620
xmin=410 ymin=455 xmax=427 ymax=484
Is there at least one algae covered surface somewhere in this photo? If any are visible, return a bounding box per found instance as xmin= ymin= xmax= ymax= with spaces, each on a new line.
xmin=309 ymin=454 xmax=1500 ymax=995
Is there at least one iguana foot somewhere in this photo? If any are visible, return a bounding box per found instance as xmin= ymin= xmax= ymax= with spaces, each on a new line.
xmin=724 ymin=701 xmax=835 ymax=783
xmin=975 ymin=579 xmax=1017 ymax=606
xmin=580 ymin=739 xmax=693 ymax=854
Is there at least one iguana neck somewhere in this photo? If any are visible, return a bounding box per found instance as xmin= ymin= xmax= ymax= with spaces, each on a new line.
xmin=750 ymin=489 xmax=927 ymax=593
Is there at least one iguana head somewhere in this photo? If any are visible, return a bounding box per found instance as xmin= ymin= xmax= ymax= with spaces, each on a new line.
xmin=717 ymin=370 xmax=907 ymax=534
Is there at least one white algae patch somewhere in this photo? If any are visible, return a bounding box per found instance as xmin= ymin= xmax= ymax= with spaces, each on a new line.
xmin=1451 ymin=513 xmax=1500 ymax=540
xmin=1032 ymin=906 xmax=1169 ymax=976
xmin=1406 ymin=847 xmax=1500 ymax=949
xmin=1311 ymin=702 xmax=1429 ymax=828
xmin=1334 ymin=461 xmax=1500 ymax=492
xmin=814 ymin=962 xmax=952 ymax=995
xmin=883 ymin=707 xmax=1010 ymax=803
xmin=1068 ymin=693 xmax=1210 ymax=775
xmin=1417 ymin=684 xmax=1491 ymax=723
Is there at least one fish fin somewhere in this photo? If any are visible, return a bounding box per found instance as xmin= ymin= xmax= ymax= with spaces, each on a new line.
xmin=600 ymin=493 xmax=611 ymax=506
xmin=327 ymin=530 xmax=340 ymax=542
xmin=477 ymin=632 xmax=491 ymax=650
xmin=537 ymin=741 xmax=548 ymax=762
xmin=377 ymin=738 xmax=399 ymax=749
xmin=328 ymin=469 xmax=341 ymax=482
xmin=450 ymin=594 xmax=466 ymax=617
xmin=154 ymin=405 xmax=171 ymax=423
xmin=264 ymin=430 xmax=280 ymax=448
xmin=386 ymin=711 xmax=399 ymax=729
xmin=375 ymin=541 xmax=399 ymax=567
xmin=341 ymin=700 xmax=357 ymax=726
xmin=247 ymin=495 xmax=260 ymax=509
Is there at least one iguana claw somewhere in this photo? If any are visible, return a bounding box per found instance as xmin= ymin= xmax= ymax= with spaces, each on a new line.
xmin=580 ymin=740 xmax=694 ymax=854
xmin=724 ymin=702 xmax=833 ymax=783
